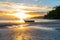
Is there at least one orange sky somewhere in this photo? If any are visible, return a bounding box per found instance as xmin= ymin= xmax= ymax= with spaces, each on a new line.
xmin=0 ymin=2 xmax=53 ymax=20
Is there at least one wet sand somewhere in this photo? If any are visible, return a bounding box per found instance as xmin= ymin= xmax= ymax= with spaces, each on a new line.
xmin=0 ymin=26 xmax=60 ymax=40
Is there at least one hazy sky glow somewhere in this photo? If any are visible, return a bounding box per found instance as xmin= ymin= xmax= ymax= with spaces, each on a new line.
xmin=0 ymin=2 xmax=53 ymax=12
xmin=0 ymin=0 xmax=58 ymax=20
xmin=0 ymin=0 xmax=60 ymax=7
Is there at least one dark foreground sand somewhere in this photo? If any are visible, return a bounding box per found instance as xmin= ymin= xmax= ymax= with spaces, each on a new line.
xmin=0 ymin=26 xmax=60 ymax=40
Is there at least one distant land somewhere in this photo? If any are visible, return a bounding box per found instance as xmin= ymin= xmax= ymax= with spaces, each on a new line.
xmin=44 ymin=6 xmax=60 ymax=19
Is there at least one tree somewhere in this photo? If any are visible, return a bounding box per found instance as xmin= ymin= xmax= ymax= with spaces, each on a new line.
xmin=44 ymin=6 xmax=60 ymax=19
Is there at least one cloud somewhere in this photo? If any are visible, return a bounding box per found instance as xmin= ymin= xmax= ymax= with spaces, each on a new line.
xmin=0 ymin=2 xmax=53 ymax=20
xmin=0 ymin=2 xmax=53 ymax=12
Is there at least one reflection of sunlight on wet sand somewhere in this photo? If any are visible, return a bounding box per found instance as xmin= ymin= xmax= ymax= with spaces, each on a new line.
xmin=0 ymin=26 xmax=32 ymax=40
xmin=0 ymin=25 xmax=59 ymax=40
xmin=9 ymin=26 xmax=55 ymax=40
xmin=1 ymin=20 xmax=30 ymax=40
xmin=11 ymin=26 xmax=32 ymax=40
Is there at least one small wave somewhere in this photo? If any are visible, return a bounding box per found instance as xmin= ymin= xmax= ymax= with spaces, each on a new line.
xmin=30 ymin=26 xmax=55 ymax=30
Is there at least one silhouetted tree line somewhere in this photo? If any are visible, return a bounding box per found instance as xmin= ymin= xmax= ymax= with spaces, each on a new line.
xmin=44 ymin=6 xmax=60 ymax=19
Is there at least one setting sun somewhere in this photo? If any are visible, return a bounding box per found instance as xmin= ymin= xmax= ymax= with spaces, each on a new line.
xmin=14 ymin=12 xmax=30 ymax=19
xmin=6 ymin=12 xmax=30 ymax=23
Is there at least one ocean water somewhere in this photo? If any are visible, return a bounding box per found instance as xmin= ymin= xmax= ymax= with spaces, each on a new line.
xmin=0 ymin=19 xmax=60 ymax=40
